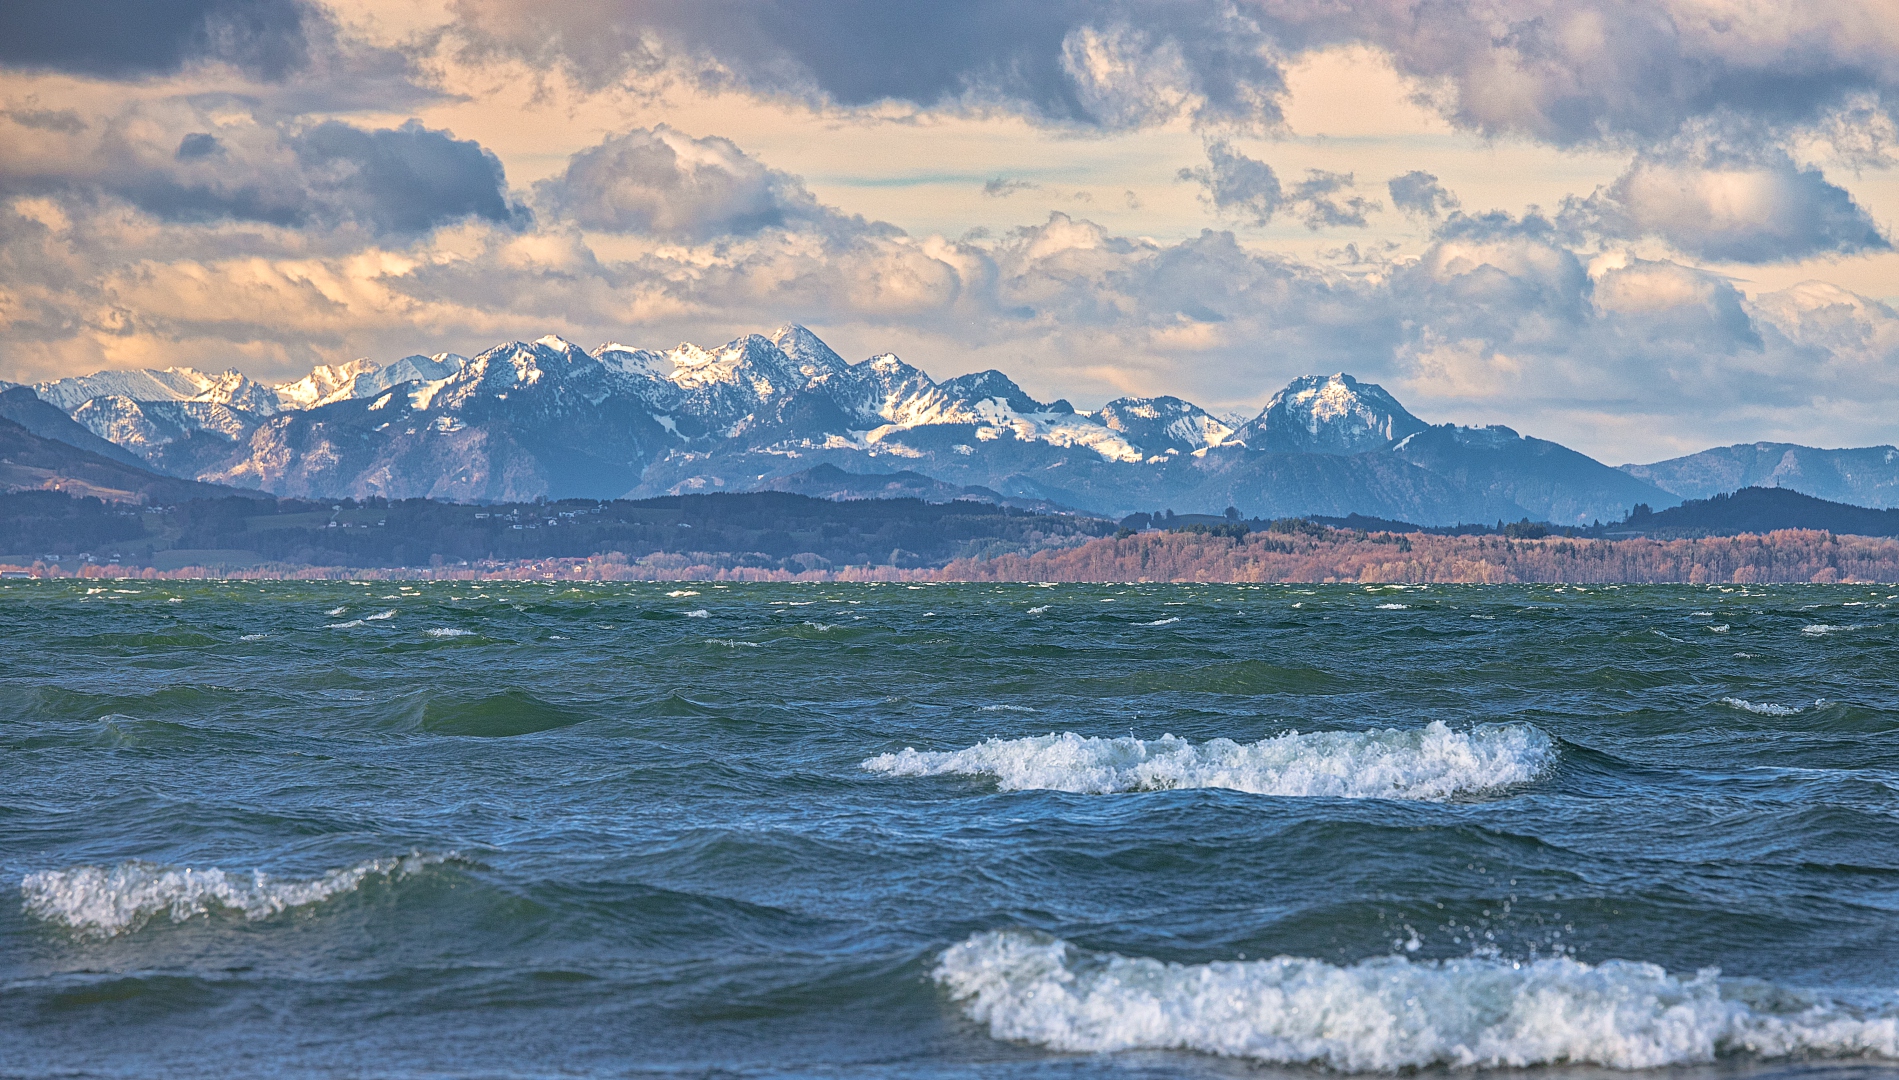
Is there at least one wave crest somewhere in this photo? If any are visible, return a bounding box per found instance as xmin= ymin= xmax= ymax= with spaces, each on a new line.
xmin=21 ymin=853 xmax=449 ymax=937
xmin=863 ymin=720 xmax=1551 ymax=800
xmin=935 ymin=930 xmax=1899 ymax=1071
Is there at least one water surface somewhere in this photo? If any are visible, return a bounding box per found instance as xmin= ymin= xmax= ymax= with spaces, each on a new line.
xmin=3 ymin=580 xmax=1897 ymax=1077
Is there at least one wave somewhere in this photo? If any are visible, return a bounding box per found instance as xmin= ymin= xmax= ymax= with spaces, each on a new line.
xmin=1376 ymin=603 xmax=1408 ymax=609
xmin=1803 ymin=624 xmax=1852 ymax=636
xmin=684 ymin=609 xmax=710 ymax=618
xmin=935 ymin=930 xmax=1899 ymax=1071
xmin=21 ymin=853 xmax=450 ymax=938
xmin=325 ymin=609 xmax=397 ymax=629
xmin=1720 ymin=697 xmax=1810 ymax=717
xmin=1139 ymin=617 xmax=1180 ymax=626
xmin=862 ymin=720 xmax=1552 ymax=800
xmin=425 ymin=627 xmax=475 ymax=638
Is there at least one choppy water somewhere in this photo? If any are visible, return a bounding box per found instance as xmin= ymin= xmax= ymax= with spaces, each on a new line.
xmin=4 ymin=580 xmax=1899 ymax=1079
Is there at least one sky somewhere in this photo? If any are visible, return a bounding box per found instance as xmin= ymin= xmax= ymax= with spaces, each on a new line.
xmin=1 ymin=1 xmax=1896 ymax=463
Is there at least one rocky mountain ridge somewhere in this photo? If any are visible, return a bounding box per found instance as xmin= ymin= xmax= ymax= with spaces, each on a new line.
xmin=15 ymin=324 xmax=1880 ymax=524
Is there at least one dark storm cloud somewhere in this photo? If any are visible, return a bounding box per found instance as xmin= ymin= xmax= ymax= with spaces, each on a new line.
xmin=3 ymin=108 xmax=523 ymax=238
xmin=446 ymin=0 xmax=1286 ymax=129
xmin=0 ymin=0 xmax=316 ymax=80
xmin=1388 ymin=171 xmax=1459 ymax=219
xmin=445 ymin=1 xmax=1896 ymax=152
xmin=293 ymin=121 xmax=524 ymax=235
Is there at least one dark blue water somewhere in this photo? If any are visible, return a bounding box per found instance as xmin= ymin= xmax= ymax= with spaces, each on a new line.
xmin=3 ymin=580 xmax=1898 ymax=1078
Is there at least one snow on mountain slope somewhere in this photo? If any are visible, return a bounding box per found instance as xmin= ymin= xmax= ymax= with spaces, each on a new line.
xmin=37 ymin=367 xmax=284 ymax=415
xmin=1233 ymin=373 xmax=1427 ymax=454
xmin=25 ymin=323 xmax=1714 ymax=521
xmin=1096 ymin=397 xmax=1236 ymax=459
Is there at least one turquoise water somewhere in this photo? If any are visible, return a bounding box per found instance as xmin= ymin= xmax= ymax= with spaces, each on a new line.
xmin=3 ymin=580 xmax=1898 ymax=1078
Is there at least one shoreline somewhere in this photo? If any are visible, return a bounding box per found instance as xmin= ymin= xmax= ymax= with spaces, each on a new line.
xmin=6 ymin=527 xmax=1896 ymax=585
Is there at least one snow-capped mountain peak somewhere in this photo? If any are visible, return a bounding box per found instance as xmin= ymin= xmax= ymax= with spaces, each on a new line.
xmin=1095 ymin=396 xmax=1236 ymax=457
xmin=1235 ymin=373 xmax=1428 ymax=454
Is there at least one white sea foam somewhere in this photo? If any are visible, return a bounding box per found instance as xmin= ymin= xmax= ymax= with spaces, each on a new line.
xmin=1140 ymin=617 xmax=1181 ymax=626
xmin=237 ymin=633 xmax=268 ymax=642
xmin=1708 ymin=624 xmax=1730 ymax=633
xmin=325 ymin=606 xmax=347 ymax=616
xmin=1028 ymin=605 xmax=1050 ymax=615
xmin=803 ymin=620 xmax=837 ymax=631
xmin=935 ymin=930 xmax=1899 ymax=1071
xmin=705 ymin=638 xmax=763 ymax=648
xmin=21 ymin=853 xmax=448 ymax=938
xmin=425 ymin=627 xmax=475 ymax=638
xmin=365 ymin=609 xmax=397 ymax=621
xmin=1376 ymin=603 xmax=1409 ymax=610
xmin=666 ymin=589 xmax=699 ymax=597
xmin=1803 ymin=624 xmax=1851 ymax=636
xmin=981 ymin=704 xmax=1038 ymax=713
xmin=863 ymin=721 xmax=1552 ymax=800
xmin=1720 ymin=697 xmax=1814 ymax=717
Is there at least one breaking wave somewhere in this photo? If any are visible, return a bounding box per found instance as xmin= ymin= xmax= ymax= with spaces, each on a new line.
xmin=325 ymin=610 xmax=397 ymax=629
xmin=1720 ymin=697 xmax=1810 ymax=717
xmin=862 ymin=720 xmax=1551 ymax=800
xmin=425 ymin=627 xmax=475 ymax=638
xmin=935 ymin=930 xmax=1899 ymax=1071
xmin=21 ymin=853 xmax=449 ymax=938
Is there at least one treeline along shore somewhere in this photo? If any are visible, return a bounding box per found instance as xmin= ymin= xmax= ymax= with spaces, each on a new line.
xmin=8 ymin=525 xmax=1896 ymax=585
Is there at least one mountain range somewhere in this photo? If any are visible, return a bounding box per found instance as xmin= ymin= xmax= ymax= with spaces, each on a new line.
xmin=7 ymin=325 xmax=1896 ymax=524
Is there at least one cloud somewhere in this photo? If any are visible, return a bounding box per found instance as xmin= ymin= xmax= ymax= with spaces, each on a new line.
xmin=533 ymin=125 xmax=872 ymax=240
xmin=0 ymin=0 xmax=317 ymax=80
xmin=1288 ymin=170 xmax=1377 ymax=229
xmin=983 ymin=178 xmax=1038 ymax=197
xmin=1180 ymin=143 xmax=1377 ymax=229
xmin=1269 ymin=0 xmax=1899 ymax=151
xmin=444 ymin=0 xmax=1285 ymax=129
xmin=1388 ymin=171 xmax=1459 ymax=218
xmin=0 ymin=101 xmax=523 ymax=237
xmin=1563 ymin=148 xmax=1890 ymax=263
xmin=1178 ymin=139 xmax=1281 ymax=225
xmin=436 ymin=0 xmax=1898 ymax=154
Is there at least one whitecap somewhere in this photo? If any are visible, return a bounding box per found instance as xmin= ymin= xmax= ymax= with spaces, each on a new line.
xmin=365 ymin=609 xmax=397 ymax=621
xmin=803 ymin=620 xmax=837 ymax=631
xmin=935 ymin=930 xmax=1899 ymax=1071
xmin=20 ymin=853 xmax=449 ymax=938
xmin=666 ymin=590 xmax=699 ymax=597
xmin=1707 ymin=624 xmax=1730 ymax=633
xmin=683 ymin=609 xmax=710 ymax=618
xmin=863 ymin=720 xmax=1552 ymax=801
xmin=1720 ymin=697 xmax=1811 ymax=717
xmin=1140 ymin=617 xmax=1181 ymax=626
xmin=980 ymin=704 xmax=1038 ymax=713
xmin=1027 ymin=606 xmax=1050 ymax=615
xmin=1803 ymin=624 xmax=1850 ymax=636
xmin=325 ymin=606 xmax=347 ymax=616
xmin=323 ymin=619 xmax=367 ymax=629
xmin=705 ymin=638 xmax=763 ymax=648
xmin=425 ymin=627 xmax=475 ymax=638
xmin=1376 ymin=603 xmax=1409 ymax=610
xmin=237 ymin=633 xmax=268 ymax=642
